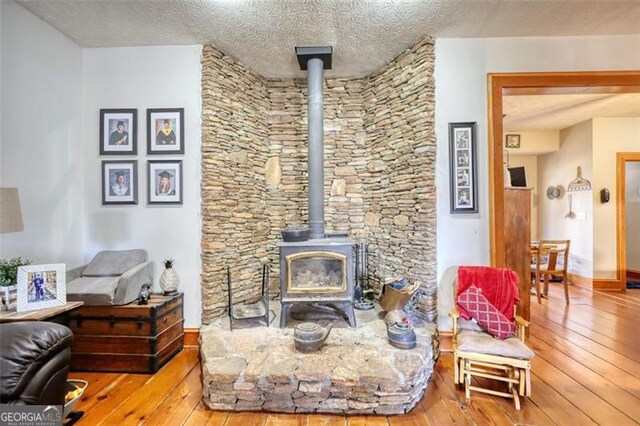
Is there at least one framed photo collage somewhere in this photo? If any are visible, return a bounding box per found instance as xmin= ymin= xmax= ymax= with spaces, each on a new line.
xmin=448 ymin=122 xmax=478 ymax=214
xmin=99 ymin=108 xmax=184 ymax=206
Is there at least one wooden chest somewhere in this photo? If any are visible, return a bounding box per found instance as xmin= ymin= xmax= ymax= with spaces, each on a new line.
xmin=66 ymin=293 xmax=184 ymax=373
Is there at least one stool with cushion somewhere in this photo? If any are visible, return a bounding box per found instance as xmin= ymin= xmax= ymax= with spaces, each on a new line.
xmin=450 ymin=266 xmax=534 ymax=410
xmin=66 ymin=249 xmax=153 ymax=306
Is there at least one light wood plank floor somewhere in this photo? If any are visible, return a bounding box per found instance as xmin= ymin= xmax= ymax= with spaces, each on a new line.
xmin=68 ymin=285 xmax=640 ymax=425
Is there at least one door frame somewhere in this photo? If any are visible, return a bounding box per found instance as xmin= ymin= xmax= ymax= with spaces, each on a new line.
xmin=617 ymin=153 xmax=640 ymax=292
xmin=488 ymin=71 xmax=640 ymax=289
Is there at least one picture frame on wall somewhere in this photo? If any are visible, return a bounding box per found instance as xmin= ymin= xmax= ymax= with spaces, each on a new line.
xmin=100 ymin=109 xmax=137 ymax=155
xmin=148 ymin=160 xmax=183 ymax=205
xmin=147 ymin=108 xmax=184 ymax=155
xmin=16 ymin=264 xmax=66 ymax=312
xmin=449 ymin=122 xmax=478 ymax=214
xmin=102 ymin=160 xmax=138 ymax=205
xmin=505 ymin=134 xmax=521 ymax=148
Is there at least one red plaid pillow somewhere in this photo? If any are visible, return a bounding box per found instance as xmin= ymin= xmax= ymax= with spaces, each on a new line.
xmin=457 ymin=285 xmax=517 ymax=340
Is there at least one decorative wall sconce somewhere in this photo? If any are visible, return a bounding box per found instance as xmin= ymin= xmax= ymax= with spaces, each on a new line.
xmin=546 ymin=185 xmax=564 ymax=200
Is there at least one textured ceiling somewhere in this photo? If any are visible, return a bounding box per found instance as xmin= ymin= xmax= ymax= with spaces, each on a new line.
xmin=17 ymin=0 xmax=640 ymax=78
xmin=503 ymin=94 xmax=640 ymax=132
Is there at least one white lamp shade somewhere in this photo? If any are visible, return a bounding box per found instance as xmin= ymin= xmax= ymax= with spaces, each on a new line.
xmin=0 ymin=188 xmax=24 ymax=233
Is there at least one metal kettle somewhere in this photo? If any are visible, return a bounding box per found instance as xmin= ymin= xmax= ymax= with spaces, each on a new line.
xmin=387 ymin=322 xmax=417 ymax=350
xmin=294 ymin=322 xmax=333 ymax=352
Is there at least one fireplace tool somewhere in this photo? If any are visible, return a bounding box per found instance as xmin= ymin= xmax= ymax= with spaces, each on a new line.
xmin=227 ymin=263 xmax=271 ymax=330
xmin=354 ymin=241 xmax=374 ymax=310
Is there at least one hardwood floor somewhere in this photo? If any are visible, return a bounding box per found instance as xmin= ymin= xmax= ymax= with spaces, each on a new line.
xmin=68 ymin=285 xmax=640 ymax=425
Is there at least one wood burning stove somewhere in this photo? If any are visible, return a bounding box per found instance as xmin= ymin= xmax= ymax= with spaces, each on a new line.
xmin=278 ymin=237 xmax=356 ymax=328
xmin=278 ymin=46 xmax=356 ymax=328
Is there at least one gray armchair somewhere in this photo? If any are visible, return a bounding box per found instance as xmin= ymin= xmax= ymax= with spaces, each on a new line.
xmin=66 ymin=249 xmax=154 ymax=306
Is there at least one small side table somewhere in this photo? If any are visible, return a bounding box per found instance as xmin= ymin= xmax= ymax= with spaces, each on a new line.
xmin=0 ymin=301 xmax=84 ymax=324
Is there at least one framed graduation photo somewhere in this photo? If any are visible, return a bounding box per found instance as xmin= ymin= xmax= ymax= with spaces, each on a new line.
xmin=102 ymin=160 xmax=138 ymax=205
xmin=100 ymin=109 xmax=137 ymax=155
xmin=148 ymin=160 xmax=183 ymax=205
xmin=449 ymin=122 xmax=478 ymax=214
xmin=147 ymin=108 xmax=184 ymax=155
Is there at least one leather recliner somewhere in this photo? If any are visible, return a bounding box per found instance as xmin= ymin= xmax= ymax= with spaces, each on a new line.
xmin=0 ymin=322 xmax=73 ymax=405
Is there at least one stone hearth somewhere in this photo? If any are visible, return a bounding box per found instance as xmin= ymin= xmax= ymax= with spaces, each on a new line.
xmin=200 ymin=304 xmax=436 ymax=415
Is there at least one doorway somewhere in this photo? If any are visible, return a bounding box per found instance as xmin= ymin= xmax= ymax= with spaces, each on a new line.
xmin=488 ymin=71 xmax=640 ymax=293
xmin=619 ymin=154 xmax=640 ymax=291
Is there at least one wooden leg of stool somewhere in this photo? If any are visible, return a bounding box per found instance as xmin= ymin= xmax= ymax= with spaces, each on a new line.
xmin=543 ymin=274 xmax=550 ymax=296
xmin=534 ymin=272 xmax=542 ymax=304
xmin=508 ymin=368 xmax=516 ymax=393
xmin=512 ymin=387 xmax=521 ymax=410
xmin=453 ymin=354 xmax=459 ymax=385
xmin=525 ymin=369 xmax=532 ymax=397
xmin=464 ymin=360 xmax=471 ymax=400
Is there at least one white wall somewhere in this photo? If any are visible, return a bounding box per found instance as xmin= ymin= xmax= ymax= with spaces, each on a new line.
xmin=0 ymin=4 xmax=204 ymax=326
xmin=627 ymin=162 xmax=640 ymax=273
xmin=509 ymin=155 xmax=538 ymax=239
xmin=0 ymin=1 xmax=84 ymax=265
xmin=0 ymin=1 xmax=3 ymax=166
xmin=538 ymin=121 xmax=594 ymax=278
xmin=592 ymin=118 xmax=640 ymax=278
xmin=435 ymin=39 xmax=489 ymax=329
xmin=435 ymin=34 xmax=640 ymax=330
xmin=82 ymin=46 xmax=202 ymax=326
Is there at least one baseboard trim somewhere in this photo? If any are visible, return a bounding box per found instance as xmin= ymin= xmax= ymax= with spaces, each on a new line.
xmin=439 ymin=331 xmax=453 ymax=353
xmin=568 ymin=273 xmax=592 ymax=289
xmin=568 ymin=273 xmax=622 ymax=291
xmin=593 ymin=279 xmax=622 ymax=291
xmin=627 ymin=269 xmax=640 ymax=280
xmin=184 ymin=328 xmax=200 ymax=347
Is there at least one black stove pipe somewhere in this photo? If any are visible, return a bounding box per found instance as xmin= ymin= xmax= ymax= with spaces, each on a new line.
xmin=307 ymin=57 xmax=325 ymax=240
xmin=296 ymin=46 xmax=333 ymax=240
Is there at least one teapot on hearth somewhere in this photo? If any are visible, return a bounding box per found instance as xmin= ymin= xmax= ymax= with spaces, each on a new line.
xmin=294 ymin=322 xmax=333 ymax=353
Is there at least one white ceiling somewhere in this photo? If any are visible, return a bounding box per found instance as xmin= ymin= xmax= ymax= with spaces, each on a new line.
xmin=503 ymin=93 xmax=640 ymax=132
xmin=17 ymin=0 xmax=640 ymax=79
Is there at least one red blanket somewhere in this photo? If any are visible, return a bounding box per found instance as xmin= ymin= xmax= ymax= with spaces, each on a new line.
xmin=456 ymin=266 xmax=519 ymax=321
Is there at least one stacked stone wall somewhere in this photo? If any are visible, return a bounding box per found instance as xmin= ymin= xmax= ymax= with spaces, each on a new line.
xmin=201 ymin=46 xmax=271 ymax=321
xmin=361 ymin=38 xmax=437 ymax=305
xmin=265 ymin=78 xmax=368 ymax=293
xmin=201 ymin=37 xmax=436 ymax=323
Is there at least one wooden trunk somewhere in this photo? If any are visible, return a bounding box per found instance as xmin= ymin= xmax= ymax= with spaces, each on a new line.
xmin=67 ymin=293 xmax=184 ymax=373
xmin=503 ymin=188 xmax=532 ymax=323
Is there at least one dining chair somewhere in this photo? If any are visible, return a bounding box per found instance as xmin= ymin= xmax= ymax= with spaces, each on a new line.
xmin=530 ymin=242 xmax=543 ymax=304
xmin=531 ymin=240 xmax=571 ymax=304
